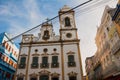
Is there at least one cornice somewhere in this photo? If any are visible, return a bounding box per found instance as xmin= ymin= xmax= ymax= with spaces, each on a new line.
xmin=20 ymin=39 xmax=80 ymax=45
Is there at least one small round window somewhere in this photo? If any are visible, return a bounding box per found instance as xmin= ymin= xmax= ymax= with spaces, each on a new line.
xmin=53 ymin=48 xmax=57 ymax=51
xmin=66 ymin=33 xmax=72 ymax=38
xmin=43 ymin=48 xmax=48 ymax=53
xmin=35 ymin=49 xmax=38 ymax=52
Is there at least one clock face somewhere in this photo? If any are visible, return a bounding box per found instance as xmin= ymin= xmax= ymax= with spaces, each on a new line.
xmin=66 ymin=33 xmax=72 ymax=38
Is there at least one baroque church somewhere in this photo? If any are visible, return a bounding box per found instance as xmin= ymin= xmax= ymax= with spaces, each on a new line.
xmin=16 ymin=5 xmax=83 ymax=80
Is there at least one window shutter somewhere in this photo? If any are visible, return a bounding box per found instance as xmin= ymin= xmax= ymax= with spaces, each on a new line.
xmin=42 ymin=57 xmax=48 ymax=63
xmin=20 ymin=57 xmax=26 ymax=64
xmin=52 ymin=56 xmax=58 ymax=63
xmin=68 ymin=55 xmax=74 ymax=62
xmin=33 ymin=57 xmax=38 ymax=63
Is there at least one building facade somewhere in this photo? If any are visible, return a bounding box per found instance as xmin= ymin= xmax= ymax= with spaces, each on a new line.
xmin=16 ymin=5 xmax=83 ymax=80
xmin=85 ymin=56 xmax=94 ymax=80
xmin=0 ymin=32 xmax=19 ymax=80
xmin=85 ymin=3 xmax=120 ymax=80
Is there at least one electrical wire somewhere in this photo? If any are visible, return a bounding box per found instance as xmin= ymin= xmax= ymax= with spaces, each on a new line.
xmin=0 ymin=0 xmax=92 ymax=45
xmin=0 ymin=0 xmax=116 ymax=45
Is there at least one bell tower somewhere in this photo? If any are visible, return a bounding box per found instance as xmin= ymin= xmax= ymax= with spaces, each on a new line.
xmin=59 ymin=5 xmax=78 ymax=41
xmin=39 ymin=22 xmax=55 ymax=41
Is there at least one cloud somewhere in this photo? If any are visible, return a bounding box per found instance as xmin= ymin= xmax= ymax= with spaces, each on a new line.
xmin=0 ymin=0 xmax=48 ymax=37
xmin=23 ymin=0 xmax=46 ymax=26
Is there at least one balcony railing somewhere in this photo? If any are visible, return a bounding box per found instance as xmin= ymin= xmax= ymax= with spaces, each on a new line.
xmin=18 ymin=63 xmax=26 ymax=69
xmin=40 ymin=63 xmax=49 ymax=68
xmin=68 ymin=62 xmax=76 ymax=67
xmin=51 ymin=63 xmax=59 ymax=68
xmin=0 ymin=58 xmax=15 ymax=71
xmin=31 ymin=63 xmax=39 ymax=68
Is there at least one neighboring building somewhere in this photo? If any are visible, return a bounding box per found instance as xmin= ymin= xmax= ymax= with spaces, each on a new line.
xmin=16 ymin=5 xmax=83 ymax=80
xmin=85 ymin=56 xmax=94 ymax=80
xmin=0 ymin=32 xmax=19 ymax=80
xmin=83 ymin=76 xmax=86 ymax=80
xmin=112 ymin=0 xmax=120 ymax=36
xmin=95 ymin=5 xmax=120 ymax=79
xmin=85 ymin=4 xmax=120 ymax=80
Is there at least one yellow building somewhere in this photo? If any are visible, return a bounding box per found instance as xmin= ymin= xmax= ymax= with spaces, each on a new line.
xmin=112 ymin=0 xmax=120 ymax=37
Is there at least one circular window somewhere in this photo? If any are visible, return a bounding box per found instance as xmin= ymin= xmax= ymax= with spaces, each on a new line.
xmin=35 ymin=49 xmax=38 ymax=52
xmin=53 ymin=48 xmax=57 ymax=51
xmin=43 ymin=48 xmax=48 ymax=53
xmin=66 ymin=33 xmax=72 ymax=38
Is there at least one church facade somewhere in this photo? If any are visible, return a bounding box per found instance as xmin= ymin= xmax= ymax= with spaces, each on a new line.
xmin=16 ymin=5 xmax=83 ymax=80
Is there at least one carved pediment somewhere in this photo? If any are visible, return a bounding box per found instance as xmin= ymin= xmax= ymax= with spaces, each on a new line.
xmin=29 ymin=72 xmax=38 ymax=77
xmin=39 ymin=70 xmax=50 ymax=75
xmin=32 ymin=53 xmax=40 ymax=56
xmin=51 ymin=53 xmax=59 ymax=55
xmin=51 ymin=72 xmax=60 ymax=77
xmin=68 ymin=71 xmax=77 ymax=76
xmin=20 ymin=53 xmax=27 ymax=56
xmin=41 ymin=53 xmax=49 ymax=56
xmin=67 ymin=51 xmax=75 ymax=54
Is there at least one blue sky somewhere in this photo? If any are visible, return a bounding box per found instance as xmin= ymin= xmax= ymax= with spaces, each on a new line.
xmin=0 ymin=0 xmax=118 ymax=75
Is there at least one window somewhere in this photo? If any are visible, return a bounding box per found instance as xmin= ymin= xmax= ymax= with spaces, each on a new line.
xmin=33 ymin=57 xmax=38 ymax=63
xmin=52 ymin=56 xmax=58 ymax=63
xmin=2 ymin=40 xmax=6 ymax=47
xmin=19 ymin=57 xmax=26 ymax=68
xmin=52 ymin=56 xmax=59 ymax=68
xmin=68 ymin=55 xmax=74 ymax=62
xmin=68 ymin=55 xmax=76 ymax=67
xmin=52 ymin=77 xmax=59 ymax=80
xmin=20 ymin=57 xmax=26 ymax=64
xmin=42 ymin=30 xmax=50 ymax=40
xmin=66 ymin=33 xmax=72 ymax=38
xmin=42 ymin=57 xmax=48 ymax=63
xmin=43 ymin=48 xmax=48 ymax=53
xmin=65 ymin=17 xmax=71 ymax=26
xmin=17 ymin=77 xmax=24 ymax=80
xmin=69 ymin=76 xmax=76 ymax=80
xmin=35 ymin=49 xmax=38 ymax=52
xmin=8 ymin=46 xmax=11 ymax=52
xmin=31 ymin=57 xmax=38 ymax=68
xmin=53 ymin=48 xmax=57 ymax=51
xmin=30 ymin=77 xmax=37 ymax=80
xmin=41 ymin=57 xmax=49 ymax=68
xmin=107 ymin=27 xmax=109 ymax=32
xmin=40 ymin=75 xmax=49 ymax=80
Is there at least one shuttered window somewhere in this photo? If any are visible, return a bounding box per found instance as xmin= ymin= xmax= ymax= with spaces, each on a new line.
xmin=42 ymin=57 xmax=48 ymax=64
xmin=32 ymin=57 xmax=38 ymax=63
xmin=52 ymin=56 xmax=58 ymax=63
xmin=20 ymin=57 xmax=26 ymax=64
xmin=68 ymin=55 xmax=74 ymax=62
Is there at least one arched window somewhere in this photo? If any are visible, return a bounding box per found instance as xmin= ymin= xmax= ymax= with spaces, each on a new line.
xmin=65 ymin=17 xmax=71 ymax=26
xmin=42 ymin=30 xmax=50 ymax=40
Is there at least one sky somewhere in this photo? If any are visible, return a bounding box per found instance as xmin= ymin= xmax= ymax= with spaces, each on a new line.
xmin=0 ymin=0 xmax=118 ymax=75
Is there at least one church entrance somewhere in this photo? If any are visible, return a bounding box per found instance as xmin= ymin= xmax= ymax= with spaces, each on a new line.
xmin=51 ymin=77 xmax=59 ymax=80
xmin=40 ymin=75 xmax=49 ymax=80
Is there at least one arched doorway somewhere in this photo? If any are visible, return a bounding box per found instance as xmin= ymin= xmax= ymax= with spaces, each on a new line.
xmin=40 ymin=75 xmax=49 ymax=80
